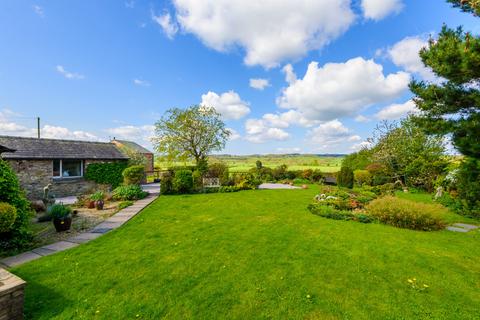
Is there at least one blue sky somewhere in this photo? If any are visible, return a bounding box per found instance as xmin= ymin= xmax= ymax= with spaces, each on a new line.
xmin=0 ymin=0 xmax=477 ymax=154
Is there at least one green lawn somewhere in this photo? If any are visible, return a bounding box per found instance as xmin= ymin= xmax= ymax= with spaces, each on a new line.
xmin=12 ymin=188 xmax=480 ymax=319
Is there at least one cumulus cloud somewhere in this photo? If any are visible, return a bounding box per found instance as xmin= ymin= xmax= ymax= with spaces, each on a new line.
xmin=133 ymin=78 xmax=151 ymax=87
xmin=226 ymin=128 xmax=241 ymax=141
xmin=106 ymin=125 xmax=155 ymax=147
xmin=388 ymin=36 xmax=437 ymax=81
xmin=307 ymin=120 xmax=361 ymax=152
xmin=361 ymin=0 xmax=403 ymax=21
xmin=245 ymin=118 xmax=289 ymax=143
xmin=275 ymin=147 xmax=301 ymax=154
xmin=354 ymin=115 xmax=370 ymax=123
xmin=200 ymin=90 xmax=250 ymax=120
xmin=277 ymin=58 xmax=410 ymax=121
xmin=351 ymin=141 xmax=372 ymax=151
xmin=249 ymin=78 xmax=270 ymax=90
xmin=0 ymin=109 xmax=99 ymax=140
xmin=375 ymin=100 xmax=419 ymax=120
xmin=262 ymin=110 xmax=318 ymax=128
xmin=172 ymin=0 xmax=355 ymax=68
xmin=56 ymin=65 xmax=85 ymax=80
xmin=307 ymin=120 xmax=359 ymax=150
xmin=152 ymin=11 xmax=178 ymax=39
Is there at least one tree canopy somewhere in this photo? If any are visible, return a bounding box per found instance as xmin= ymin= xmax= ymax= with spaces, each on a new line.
xmin=153 ymin=105 xmax=230 ymax=165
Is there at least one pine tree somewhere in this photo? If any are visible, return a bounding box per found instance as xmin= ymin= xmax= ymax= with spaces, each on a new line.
xmin=447 ymin=0 xmax=480 ymax=16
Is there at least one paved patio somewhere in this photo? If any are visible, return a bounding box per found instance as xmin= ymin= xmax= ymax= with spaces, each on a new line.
xmin=258 ymin=183 xmax=301 ymax=190
xmin=0 ymin=191 xmax=159 ymax=268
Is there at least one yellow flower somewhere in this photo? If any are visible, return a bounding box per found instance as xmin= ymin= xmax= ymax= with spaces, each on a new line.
xmin=407 ymin=279 xmax=413 ymax=283
xmin=423 ymin=284 xmax=429 ymax=288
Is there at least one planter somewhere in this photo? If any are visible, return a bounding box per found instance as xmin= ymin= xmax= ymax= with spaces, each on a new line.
xmin=95 ymin=200 xmax=104 ymax=210
xmin=53 ymin=216 xmax=72 ymax=232
xmin=87 ymin=201 xmax=95 ymax=209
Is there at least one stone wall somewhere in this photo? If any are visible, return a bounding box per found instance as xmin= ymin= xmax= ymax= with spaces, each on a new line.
xmin=0 ymin=268 xmax=25 ymax=320
xmin=7 ymin=159 xmax=111 ymax=200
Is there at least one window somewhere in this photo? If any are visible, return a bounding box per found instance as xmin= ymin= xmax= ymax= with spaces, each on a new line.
xmin=52 ymin=160 xmax=83 ymax=178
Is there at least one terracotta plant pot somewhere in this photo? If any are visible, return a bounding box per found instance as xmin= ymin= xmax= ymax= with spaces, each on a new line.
xmin=95 ymin=200 xmax=104 ymax=210
xmin=87 ymin=201 xmax=95 ymax=209
xmin=53 ymin=216 xmax=72 ymax=232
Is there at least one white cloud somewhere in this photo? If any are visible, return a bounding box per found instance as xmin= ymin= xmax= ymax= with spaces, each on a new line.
xmin=388 ymin=36 xmax=437 ymax=81
xmin=226 ymin=128 xmax=241 ymax=141
xmin=351 ymin=141 xmax=372 ymax=151
xmin=133 ymin=78 xmax=150 ymax=87
xmin=249 ymin=78 xmax=270 ymax=90
xmin=152 ymin=11 xmax=178 ymax=39
xmin=56 ymin=65 xmax=85 ymax=80
xmin=245 ymin=118 xmax=289 ymax=143
xmin=307 ymin=120 xmax=360 ymax=152
xmin=33 ymin=5 xmax=44 ymax=18
xmin=200 ymin=90 xmax=250 ymax=120
xmin=173 ymin=0 xmax=355 ymax=68
xmin=262 ymin=110 xmax=318 ymax=128
xmin=0 ymin=109 xmax=98 ymax=140
xmin=277 ymin=58 xmax=410 ymax=121
xmin=375 ymin=100 xmax=419 ymax=120
xmin=361 ymin=0 xmax=403 ymax=21
xmin=354 ymin=115 xmax=370 ymax=123
xmin=106 ymin=125 xmax=155 ymax=147
xmin=275 ymin=147 xmax=301 ymax=154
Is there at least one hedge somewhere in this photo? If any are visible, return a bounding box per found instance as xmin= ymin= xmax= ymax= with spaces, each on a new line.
xmin=84 ymin=161 xmax=128 ymax=188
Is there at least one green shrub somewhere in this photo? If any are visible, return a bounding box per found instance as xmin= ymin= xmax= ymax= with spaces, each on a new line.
xmin=160 ymin=171 xmax=174 ymax=194
xmin=0 ymin=159 xmax=33 ymax=253
xmin=192 ymin=170 xmax=203 ymax=190
xmin=49 ymin=204 xmax=72 ymax=219
xmin=337 ymin=166 xmax=354 ymax=188
xmin=311 ymin=170 xmax=324 ymax=182
xmin=89 ymin=191 xmax=105 ymax=201
xmin=354 ymin=170 xmax=372 ymax=186
xmin=0 ymin=202 xmax=17 ymax=233
xmin=455 ymin=157 xmax=480 ymax=217
xmin=113 ymin=185 xmax=148 ymax=201
xmin=354 ymin=213 xmax=374 ymax=224
xmin=366 ymin=196 xmax=446 ymax=231
xmin=272 ymin=164 xmax=288 ymax=180
xmin=173 ymin=170 xmax=193 ymax=194
xmin=232 ymin=173 xmax=261 ymax=190
xmin=118 ymin=201 xmax=134 ymax=210
xmin=207 ymin=163 xmax=229 ymax=185
xmin=85 ymin=161 xmax=128 ymax=188
xmin=308 ymin=204 xmax=354 ymax=220
xmin=122 ymin=165 xmax=145 ymax=185
xmin=218 ymin=186 xmax=241 ymax=193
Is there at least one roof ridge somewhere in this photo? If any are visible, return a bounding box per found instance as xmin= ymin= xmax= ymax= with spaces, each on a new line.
xmin=0 ymin=135 xmax=113 ymax=145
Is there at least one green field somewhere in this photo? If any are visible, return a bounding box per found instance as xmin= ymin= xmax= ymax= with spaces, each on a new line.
xmin=156 ymin=154 xmax=343 ymax=173
xmin=12 ymin=188 xmax=480 ymax=319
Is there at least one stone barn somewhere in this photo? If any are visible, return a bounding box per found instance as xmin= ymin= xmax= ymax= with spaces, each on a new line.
xmin=0 ymin=135 xmax=129 ymax=200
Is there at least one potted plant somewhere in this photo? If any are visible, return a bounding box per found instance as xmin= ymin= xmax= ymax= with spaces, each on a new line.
xmin=49 ymin=204 xmax=73 ymax=232
xmin=90 ymin=191 xmax=105 ymax=210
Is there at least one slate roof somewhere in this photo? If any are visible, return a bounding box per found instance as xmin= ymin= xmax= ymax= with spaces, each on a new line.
xmin=111 ymin=139 xmax=152 ymax=154
xmin=0 ymin=136 xmax=129 ymax=160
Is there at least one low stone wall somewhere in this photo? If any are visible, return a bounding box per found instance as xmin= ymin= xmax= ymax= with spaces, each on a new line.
xmin=0 ymin=268 xmax=25 ymax=320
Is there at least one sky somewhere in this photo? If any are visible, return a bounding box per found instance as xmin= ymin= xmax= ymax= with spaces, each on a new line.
xmin=0 ymin=0 xmax=477 ymax=155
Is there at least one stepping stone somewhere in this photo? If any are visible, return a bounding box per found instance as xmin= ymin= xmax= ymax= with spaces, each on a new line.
xmin=41 ymin=241 xmax=78 ymax=252
xmin=31 ymin=247 xmax=56 ymax=256
xmin=452 ymin=223 xmax=479 ymax=230
xmin=1 ymin=251 xmax=42 ymax=267
xmin=446 ymin=226 xmax=469 ymax=233
xmin=68 ymin=232 xmax=102 ymax=244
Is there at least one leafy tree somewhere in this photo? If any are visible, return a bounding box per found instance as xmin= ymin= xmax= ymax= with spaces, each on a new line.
xmin=337 ymin=166 xmax=354 ymax=189
xmin=255 ymin=160 xmax=263 ymax=170
xmin=447 ymin=0 xmax=480 ymax=15
xmin=370 ymin=118 xmax=447 ymax=190
xmin=153 ymin=106 xmax=230 ymax=166
xmin=341 ymin=149 xmax=373 ymax=171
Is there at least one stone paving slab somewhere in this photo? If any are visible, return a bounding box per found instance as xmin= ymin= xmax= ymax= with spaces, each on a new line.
xmin=68 ymin=232 xmax=103 ymax=244
xmin=258 ymin=183 xmax=301 ymax=190
xmin=41 ymin=241 xmax=79 ymax=252
xmin=31 ymin=247 xmax=57 ymax=256
xmin=452 ymin=223 xmax=479 ymax=230
xmin=1 ymin=251 xmax=42 ymax=268
xmin=446 ymin=226 xmax=469 ymax=233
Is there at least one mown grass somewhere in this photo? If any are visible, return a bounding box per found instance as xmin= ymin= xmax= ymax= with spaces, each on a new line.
xmin=12 ymin=188 xmax=480 ymax=319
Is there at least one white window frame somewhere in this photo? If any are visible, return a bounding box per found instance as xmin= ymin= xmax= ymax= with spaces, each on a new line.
xmin=53 ymin=159 xmax=84 ymax=179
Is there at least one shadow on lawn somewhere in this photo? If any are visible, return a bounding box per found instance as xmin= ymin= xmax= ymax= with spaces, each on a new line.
xmin=22 ymin=281 xmax=73 ymax=319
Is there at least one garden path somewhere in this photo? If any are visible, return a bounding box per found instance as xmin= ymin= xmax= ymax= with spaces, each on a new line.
xmin=0 ymin=188 xmax=159 ymax=268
